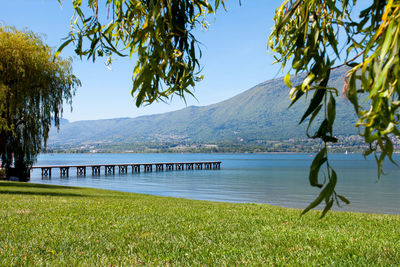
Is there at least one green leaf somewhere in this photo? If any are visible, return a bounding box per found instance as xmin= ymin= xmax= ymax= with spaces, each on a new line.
xmin=73 ymin=0 xmax=82 ymax=9
xmin=384 ymin=137 xmax=398 ymax=166
xmin=306 ymin=104 xmax=322 ymax=137
xmin=337 ymin=195 xmax=350 ymax=205
xmin=301 ymin=189 xmax=325 ymax=215
xmin=313 ymin=119 xmax=329 ymax=139
xmin=284 ymin=73 xmax=292 ymax=88
xmin=302 ymin=168 xmax=337 ymax=216
xmin=301 ymin=72 xmax=315 ymax=91
xmin=327 ymin=94 xmax=336 ymax=134
xmin=299 ymin=88 xmax=325 ymax=124
xmin=309 ymin=148 xmax=326 ymax=188
xmin=288 ymin=87 xmax=304 ymax=108
xmin=327 ymin=169 xmax=337 ymax=196
xmin=327 ymin=27 xmax=339 ymax=56
xmin=320 ymin=199 xmax=334 ymax=219
xmin=55 ymin=39 xmax=73 ymax=58
xmin=363 ymin=149 xmax=374 ymax=158
xmin=379 ymin=21 xmax=394 ymax=61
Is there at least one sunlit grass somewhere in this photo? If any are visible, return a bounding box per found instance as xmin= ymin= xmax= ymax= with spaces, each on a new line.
xmin=0 ymin=181 xmax=399 ymax=265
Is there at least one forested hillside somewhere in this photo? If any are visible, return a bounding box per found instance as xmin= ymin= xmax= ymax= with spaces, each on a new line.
xmin=48 ymin=67 xmax=362 ymax=152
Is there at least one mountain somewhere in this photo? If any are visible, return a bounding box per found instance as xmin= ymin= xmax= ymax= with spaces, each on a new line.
xmin=48 ymin=67 xmax=358 ymax=152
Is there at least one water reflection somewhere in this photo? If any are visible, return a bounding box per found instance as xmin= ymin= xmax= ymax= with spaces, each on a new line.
xmin=30 ymin=153 xmax=400 ymax=214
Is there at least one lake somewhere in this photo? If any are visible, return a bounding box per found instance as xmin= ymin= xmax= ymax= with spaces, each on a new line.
xmin=30 ymin=153 xmax=400 ymax=214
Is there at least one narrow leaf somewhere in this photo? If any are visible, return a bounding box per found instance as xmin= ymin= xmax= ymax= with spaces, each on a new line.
xmin=306 ymin=104 xmax=322 ymax=137
xmin=320 ymin=199 xmax=334 ymax=219
xmin=55 ymin=39 xmax=73 ymax=58
xmin=337 ymin=195 xmax=350 ymax=205
xmin=284 ymin=73 xmax=292 ymax=88
xmin=309 ymin=148 xmax=326 ymax=188
xmin=299 ymin=89 xmax=325 ymax=124
xmin=327 ymin=94 xmax=336 ymax=134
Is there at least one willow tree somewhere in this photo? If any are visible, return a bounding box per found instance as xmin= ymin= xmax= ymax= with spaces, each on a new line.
xmin=61 ymin=0 xmax=399 ymax=215
xmin=0 ymin=26 xmax=80 ymax=180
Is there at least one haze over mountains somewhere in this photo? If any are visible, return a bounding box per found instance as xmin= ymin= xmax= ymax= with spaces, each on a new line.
xmin=48 ymin=67 xmax=358 ymax=152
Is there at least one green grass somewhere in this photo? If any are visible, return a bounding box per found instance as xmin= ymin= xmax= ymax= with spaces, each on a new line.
xmin=0 ymin=182 xmax=399 ymax=265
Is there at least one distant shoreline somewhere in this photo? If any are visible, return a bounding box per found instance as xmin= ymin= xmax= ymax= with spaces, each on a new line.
xmin=40 ymin=151 xmax=400 ymax=155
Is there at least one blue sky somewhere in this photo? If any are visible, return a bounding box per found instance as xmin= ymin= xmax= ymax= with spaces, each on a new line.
xmin=1 ymin=0 xmax=284 ymax=121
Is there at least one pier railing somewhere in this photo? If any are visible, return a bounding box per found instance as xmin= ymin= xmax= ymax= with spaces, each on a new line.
xmin=30 ymin=161 xmax=221 ymax=178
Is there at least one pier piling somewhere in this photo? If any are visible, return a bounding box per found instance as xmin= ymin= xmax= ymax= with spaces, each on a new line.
xmin=32 ymin=161 xmax=221 ymax=178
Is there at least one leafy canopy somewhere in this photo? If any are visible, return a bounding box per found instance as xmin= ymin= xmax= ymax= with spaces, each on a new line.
xmin=61 ymin=0 xmax=399 ymax=216
xmin=0 ymin=26 xmax=80 ymax=178
xmin=60 ymin=0 xmax=225 ymax=106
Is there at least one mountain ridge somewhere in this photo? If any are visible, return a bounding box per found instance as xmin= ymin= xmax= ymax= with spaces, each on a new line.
xmin=48 ymin=67 xmax=359 ymax=152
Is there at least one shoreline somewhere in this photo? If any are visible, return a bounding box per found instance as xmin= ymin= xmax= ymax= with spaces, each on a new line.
xmin=29 ymin=153 xmax=400 ymax=216
xmin=39 ymin=151 xmax=368 ymax=155
xmin=23 ymin=181 xmax=400 ymax=216
xmin=2 ymin=181 xmax=400 ymax=217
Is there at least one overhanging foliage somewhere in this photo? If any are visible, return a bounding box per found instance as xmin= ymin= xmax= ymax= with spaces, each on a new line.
xmin=58 ymin=0 xmax=400 ymax=216
xmin=60 ymin=0 xmax=225 ymax=106
xmin=269 ymin=0 xmax=400 ymax=216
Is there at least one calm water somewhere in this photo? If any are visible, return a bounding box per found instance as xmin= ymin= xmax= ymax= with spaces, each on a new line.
xmin=30 ymin=153 xmax=400 ymax=214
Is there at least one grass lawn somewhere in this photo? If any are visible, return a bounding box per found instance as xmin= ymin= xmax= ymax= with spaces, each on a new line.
xmin=0 ymin=181 xmax=399 ymax=265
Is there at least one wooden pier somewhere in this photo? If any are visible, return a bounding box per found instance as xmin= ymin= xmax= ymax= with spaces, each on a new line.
xmin=30 ymin=161 xmax=221 ymax=178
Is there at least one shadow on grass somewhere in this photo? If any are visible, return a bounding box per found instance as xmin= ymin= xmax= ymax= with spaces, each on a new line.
xmin=0 ymin=190 xmax=90 ymax=197
xmin=0 ymin=181 xmax=77 ymax=190
xmin=0 ymin=181 xmax=92 ymax=197
xmin=0 ymin=181 xmax=136 ymax=200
